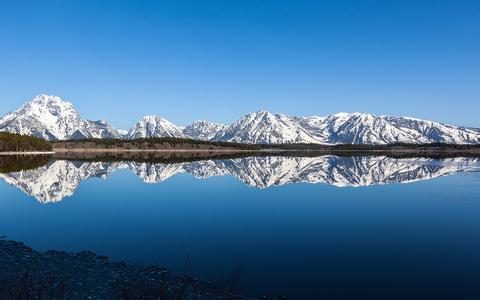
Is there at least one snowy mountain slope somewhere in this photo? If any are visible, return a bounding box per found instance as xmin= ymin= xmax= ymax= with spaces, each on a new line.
xmin=183 ymin=120 xmax=228 ymax=140
xmin=214 ymin=111 xmax=321 ymax=144
xmin=1 ymin=156 xmax=478 ymax=203
xmin=127 ymin=116 xmax=186 ymax=139
xmin=294 ymin=113 xmax=480 ymax=144
xmin=0 ymin=95 xmax=121 ymax=140
xmin=2 ymin=95 xmax=480 ymax=144
xmin=218 ymin=111 xmax=480 ymax=144
xmin=117 ymin=129 xmax=129 ymax=138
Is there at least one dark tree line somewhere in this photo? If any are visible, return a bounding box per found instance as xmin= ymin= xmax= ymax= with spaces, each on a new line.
xmin=53 ymin=137 xmax=262 ymax=150
xmin=261 ymin=142 xmax=480 ymax=151
xmin=55 ymin=151 xmax=261 ymax=164
xmin=0 ymin=132 xmax=52 ymax=152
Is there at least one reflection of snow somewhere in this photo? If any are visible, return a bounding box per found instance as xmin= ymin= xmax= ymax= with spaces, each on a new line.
xmin=1 ymin=157 xmax=479 ymax=203
xmin=0 ymin=161 xmax=124 ymax=203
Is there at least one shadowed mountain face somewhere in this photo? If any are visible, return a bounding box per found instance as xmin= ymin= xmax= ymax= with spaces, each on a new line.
xmin=0 ymin=156 xmax=479 ymax=203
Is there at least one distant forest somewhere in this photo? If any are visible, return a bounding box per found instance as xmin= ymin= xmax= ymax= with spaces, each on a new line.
xmin=52 ymin=137 xmax=262 ymax=150
xmin=0 ymin=132 xmax=52 ymax=152
xmin=2 ymin=132 xmax=480 ymax=154
xmin=54 ymin=138 xmax=480 ymax=150
xmin=262 ymin=142 xmax=480 ymax=151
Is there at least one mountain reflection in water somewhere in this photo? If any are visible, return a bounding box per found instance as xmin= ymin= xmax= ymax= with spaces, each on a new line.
xmin=0 ymin=154 xmax=479 ymax=203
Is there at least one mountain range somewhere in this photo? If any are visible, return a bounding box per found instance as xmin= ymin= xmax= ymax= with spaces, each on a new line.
xmin=1 ymin=94 xmax=480 ymax=144
xmin=1 ymin=156 xmax=478 ymax=203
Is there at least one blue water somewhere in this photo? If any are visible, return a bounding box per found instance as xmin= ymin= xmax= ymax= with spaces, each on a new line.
xmin=1 ymin=157 xmax=480 ymax=299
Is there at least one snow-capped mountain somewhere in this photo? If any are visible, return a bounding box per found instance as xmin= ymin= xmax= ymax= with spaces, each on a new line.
xmin=0 ymin=95 xmax=121 ymax=140
xmin=183 ymin=120 xmax=228 ymax=140
xmin=126 ymin=111 xmax=480 ymax=144
xmin=1 ymin=156 xmax=479 ymax=203
xmin=2 ymin=95 xmax=480 ymax=144
xmin=214 ymin=111 xmax=320 ymax=144
xmin=216 ymin=111 xmax=480 ymax=144
xmin=293 ymin=112 xmax=480 ymax=144
xmin=127 ymin=116 xmax=186 ymax=139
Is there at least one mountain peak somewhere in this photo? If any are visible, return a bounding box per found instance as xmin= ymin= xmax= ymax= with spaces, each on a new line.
xmin=2 ymin=95 xmax=480 ymax=144
xmin=247 ymin=110 xmax=275 ymax=117
xmin=331 ymin=112 xmax=362 ymax=118
xmin=27 ymin=94 xmax=75 ymax=110
xmin=0 ymin=95 xmax=120 ymax=140
xmin=128 ymin=115 xmax=185 ymax=139
xmin=31 ymin=93 xmax=67 ymax=103
xmin=142 ymin=115 xmax=166 ymax=121
xmin=191 ymin=120 xmax=217 ymax=125
xmin=183 ymin=120 xmax=228 ymax=141
xmin=219 ymin=110 xmax=320 ymax=144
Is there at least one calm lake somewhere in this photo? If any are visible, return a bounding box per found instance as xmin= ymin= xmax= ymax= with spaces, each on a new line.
xmin=1 ymin=154 xmax=480 ymax=299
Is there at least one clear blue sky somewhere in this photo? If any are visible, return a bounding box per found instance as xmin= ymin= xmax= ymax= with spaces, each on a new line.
xmin=0 ymin=0 xmax=479 ymax=129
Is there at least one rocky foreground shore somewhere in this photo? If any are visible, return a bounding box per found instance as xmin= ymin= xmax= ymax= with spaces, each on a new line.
xmin=0 ymin=239 xmax=257 ymax=299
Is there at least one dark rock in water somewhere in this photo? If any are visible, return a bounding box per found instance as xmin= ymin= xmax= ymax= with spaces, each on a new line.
xmin=0 ymin=239 xmax=252 ymax=299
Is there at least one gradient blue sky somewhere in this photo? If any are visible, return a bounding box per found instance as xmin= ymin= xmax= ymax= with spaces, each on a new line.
xmin=0 ymin=0 xmax=479 ymax=129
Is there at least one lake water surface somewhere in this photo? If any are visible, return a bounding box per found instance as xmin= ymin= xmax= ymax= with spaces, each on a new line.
xmin=1 ymin=155 xmax=480 ymax=299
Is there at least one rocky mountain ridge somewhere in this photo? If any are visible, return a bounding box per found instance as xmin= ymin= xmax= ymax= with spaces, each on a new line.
xmin=2 ymin=94 xmax=480 ymax=144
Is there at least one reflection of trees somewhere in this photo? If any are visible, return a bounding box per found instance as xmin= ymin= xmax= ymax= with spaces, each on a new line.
xmin=53 ymin=151 xmax=261 ymax=164
xmin=0 ymin=155 xmax=52 ymax=173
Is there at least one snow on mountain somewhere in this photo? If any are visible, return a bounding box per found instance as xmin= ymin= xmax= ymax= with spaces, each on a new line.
xmin=78 ymin=120 xmax=122 ymax=140
xmin=1 ymin=156 xmax=479 ymax=203
xmin=0 ymin=94 xmax=121 ymax=140
xmin=214 ymin=111 xmax=321 ymax=144
xmin=293 ymin=112 xmax=480 ymax=144
xmin=116 ymin=129 xmax=129 ymax=138
xmin=217 ymin=111 xmax=480 ymax=144
xmin=1 ymin=95 xmax=480 ymax=144
xmin=183 ymin=120 xmax=228 ymax=140
xmin=127 ymin=116 xmax=186 ymax=139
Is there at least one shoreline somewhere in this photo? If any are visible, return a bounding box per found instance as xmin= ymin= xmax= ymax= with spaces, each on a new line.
xmin=0 ymin=238 xmax=245 ymax=299
xmin=0 ymin=151 xmax=55 ymax=155
xmin=53 ymin=148 xmax=260 ymax=153
xmin=266 ymin=148 xmax=480 ymax=153
xmin=1 ymin=147 xmax=480 ymax=157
